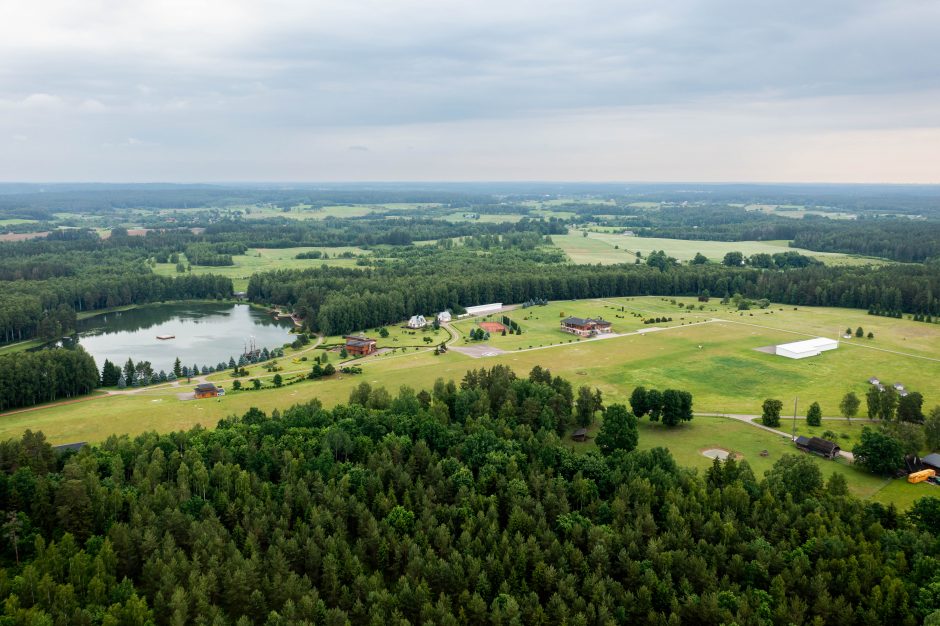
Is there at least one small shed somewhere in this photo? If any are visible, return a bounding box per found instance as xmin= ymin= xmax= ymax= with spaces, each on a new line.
xmin=572 ymin=428 xmax=589 ymax=442
xmin=795 ymin=436 xmax=841 ymax=459
xmin=868 ymin=377 xmax=880 ymax=385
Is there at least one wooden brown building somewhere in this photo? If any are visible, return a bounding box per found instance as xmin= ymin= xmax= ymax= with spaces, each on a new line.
xmin=345 ymin=335 xmax=377 ymax=356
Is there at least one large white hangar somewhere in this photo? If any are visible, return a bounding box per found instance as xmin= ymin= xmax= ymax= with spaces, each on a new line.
xmin=775 ymin=337 xmax=839 ymax=359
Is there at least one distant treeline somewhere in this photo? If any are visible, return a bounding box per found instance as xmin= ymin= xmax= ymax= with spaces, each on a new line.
xmin=588 ymin=206 xmax=940 ymax=263
xmin=249 ymin=245 xmax=940 ymax=336
xmin=0 ymin=186 xmax=491 ymax=218
xmin=790 ymin=220 xmax=940 ymax=263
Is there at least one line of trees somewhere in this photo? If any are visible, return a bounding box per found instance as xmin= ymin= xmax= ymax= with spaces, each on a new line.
xmin=0 ymin=347 xmax=99 ymax=411
xmin=249 ymin=245 xmax=940 ymax=336
xmin=629 ymin=386 xmax=694 ymax=426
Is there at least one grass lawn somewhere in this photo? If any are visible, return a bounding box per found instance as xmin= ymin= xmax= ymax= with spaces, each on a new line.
xmin=771 ymin=417 xmax=876 ymax=451
xmin=320 ymin=321 xmax=451 ymax=350
xmin=553 ymin=232 xmax=889 ymax=266
xmin=0 ymin=339 xmax=44 ymax=355
xmin=450 ymin=300 xmax=660 ymax=351
xmin=152 ymin=247 xmax=368 ymax=291
xmin=562 ymin=415 xmax=907 ymax=502
xmin=601 ymin=295 xmax=940 ymax=362
xmin=0 ymin=218 xmax=39 ymax=227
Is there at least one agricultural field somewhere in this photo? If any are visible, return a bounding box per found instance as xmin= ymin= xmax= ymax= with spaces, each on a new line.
xmin=553 ymin=231 xmax=889 ymax=266
xmin=152 ymin=246 xmax=369 ymax=291
xmin=0 ymin=218 xmax=39 ymax=227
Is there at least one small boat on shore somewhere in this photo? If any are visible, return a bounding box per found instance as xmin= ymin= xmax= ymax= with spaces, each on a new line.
xmin=156 ymin=334 xmax=175 ymax=340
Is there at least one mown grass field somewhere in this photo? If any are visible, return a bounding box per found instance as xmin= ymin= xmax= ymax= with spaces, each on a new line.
xmin=553 ymin=232 xmax=889 ymax=266
xmin=451 ymin=301 xmax=664 ymax=351
xmin=4 ymin=296 xmax=939 ymax=508
xmin=152 ymin=247 xmax=368 ymax=291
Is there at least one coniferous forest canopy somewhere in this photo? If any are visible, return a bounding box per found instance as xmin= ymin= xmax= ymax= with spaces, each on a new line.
xmin=2 ymin=366 xmax=940 ymax=625
xmin=3 ymin=183 xmax=940 ymax=623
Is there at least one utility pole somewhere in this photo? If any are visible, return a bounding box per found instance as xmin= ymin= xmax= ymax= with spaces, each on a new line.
xmin=792 ymin=396 xmax=798 ymax=441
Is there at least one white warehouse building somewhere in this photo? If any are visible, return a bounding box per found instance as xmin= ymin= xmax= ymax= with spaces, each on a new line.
xmin=461 ymin=302 xmax=503 ymax=317
xmin=775 ymin=337 xmax=839 ymax=359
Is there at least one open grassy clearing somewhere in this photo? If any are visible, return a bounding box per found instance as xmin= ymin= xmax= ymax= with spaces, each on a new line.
xmin=203 ymin=322 xmax=450 ymax=384
xmin=0 ymin=339 xmax=44 ymax=355
xmin=319 ymin=322 xmax=450 ymax=349
xmin=152 ymin=247 xmax=368 ymax=291
xmin=0 ymin=218 xmax=39 ymax=227
xmin=567 ymin=416 xmax=897 ymax=500
xmin=613 ymin=294 xmax=940 ymax=361
xmin=553 ymin=232 xmax=888 ymax=266
xmin=779 ymin=417 xmax=878 ymax=451
xmin=450 ymin=300 xmax=669 ymax=351
xmin=5 ymin=296 xmax=939 ymax=508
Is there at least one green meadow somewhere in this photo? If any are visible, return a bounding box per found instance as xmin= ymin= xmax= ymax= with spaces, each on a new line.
xmin=4 ymin=296 xmax=939 ymax=508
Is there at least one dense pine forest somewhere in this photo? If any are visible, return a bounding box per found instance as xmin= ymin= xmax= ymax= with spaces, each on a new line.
xmin=0 ymin=366 xmax=938 ymax=624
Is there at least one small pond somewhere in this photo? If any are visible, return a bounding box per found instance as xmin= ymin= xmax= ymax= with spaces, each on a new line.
xmin=75 ymin=303 xmax=295 ymax=372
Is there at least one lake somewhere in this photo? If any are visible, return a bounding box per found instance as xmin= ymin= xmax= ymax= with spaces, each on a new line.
xmin=75 ymin=303 xmax=295 ymax=372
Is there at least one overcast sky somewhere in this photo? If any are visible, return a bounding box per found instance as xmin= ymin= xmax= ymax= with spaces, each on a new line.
xmin=2 ymin=0 xmax=938 ymax=183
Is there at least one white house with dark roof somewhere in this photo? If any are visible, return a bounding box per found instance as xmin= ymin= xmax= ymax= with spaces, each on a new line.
xmin=407 ymin=315 xmax=427 ymax=329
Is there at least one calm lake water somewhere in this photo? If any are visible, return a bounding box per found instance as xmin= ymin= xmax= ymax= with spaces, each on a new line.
xmin=76 ymin=303 xmax=295 ymax=372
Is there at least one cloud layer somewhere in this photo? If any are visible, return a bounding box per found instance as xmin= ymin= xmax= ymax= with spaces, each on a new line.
xmin=1 ymin=0 xmax=938 ymax=182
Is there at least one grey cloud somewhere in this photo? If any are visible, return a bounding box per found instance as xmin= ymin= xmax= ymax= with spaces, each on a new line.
xmin=0 ymin=0 xmax=937 ymax=181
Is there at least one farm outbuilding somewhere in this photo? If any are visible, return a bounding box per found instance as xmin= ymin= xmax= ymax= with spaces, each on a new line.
xmin=774 ymin=337 xmax=838 ymax=359
xmin=922 ymin=453 xmax=940 ymax=472
xmin=795 ymin=436 xmax=841 ymax=459
xmin=462 ymin=303 xmax=503 ymax=317
xmin=345 ymin=335 xmax=377 ymax=356
xmin=194 ymin=383 xmax=223 ymax=399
